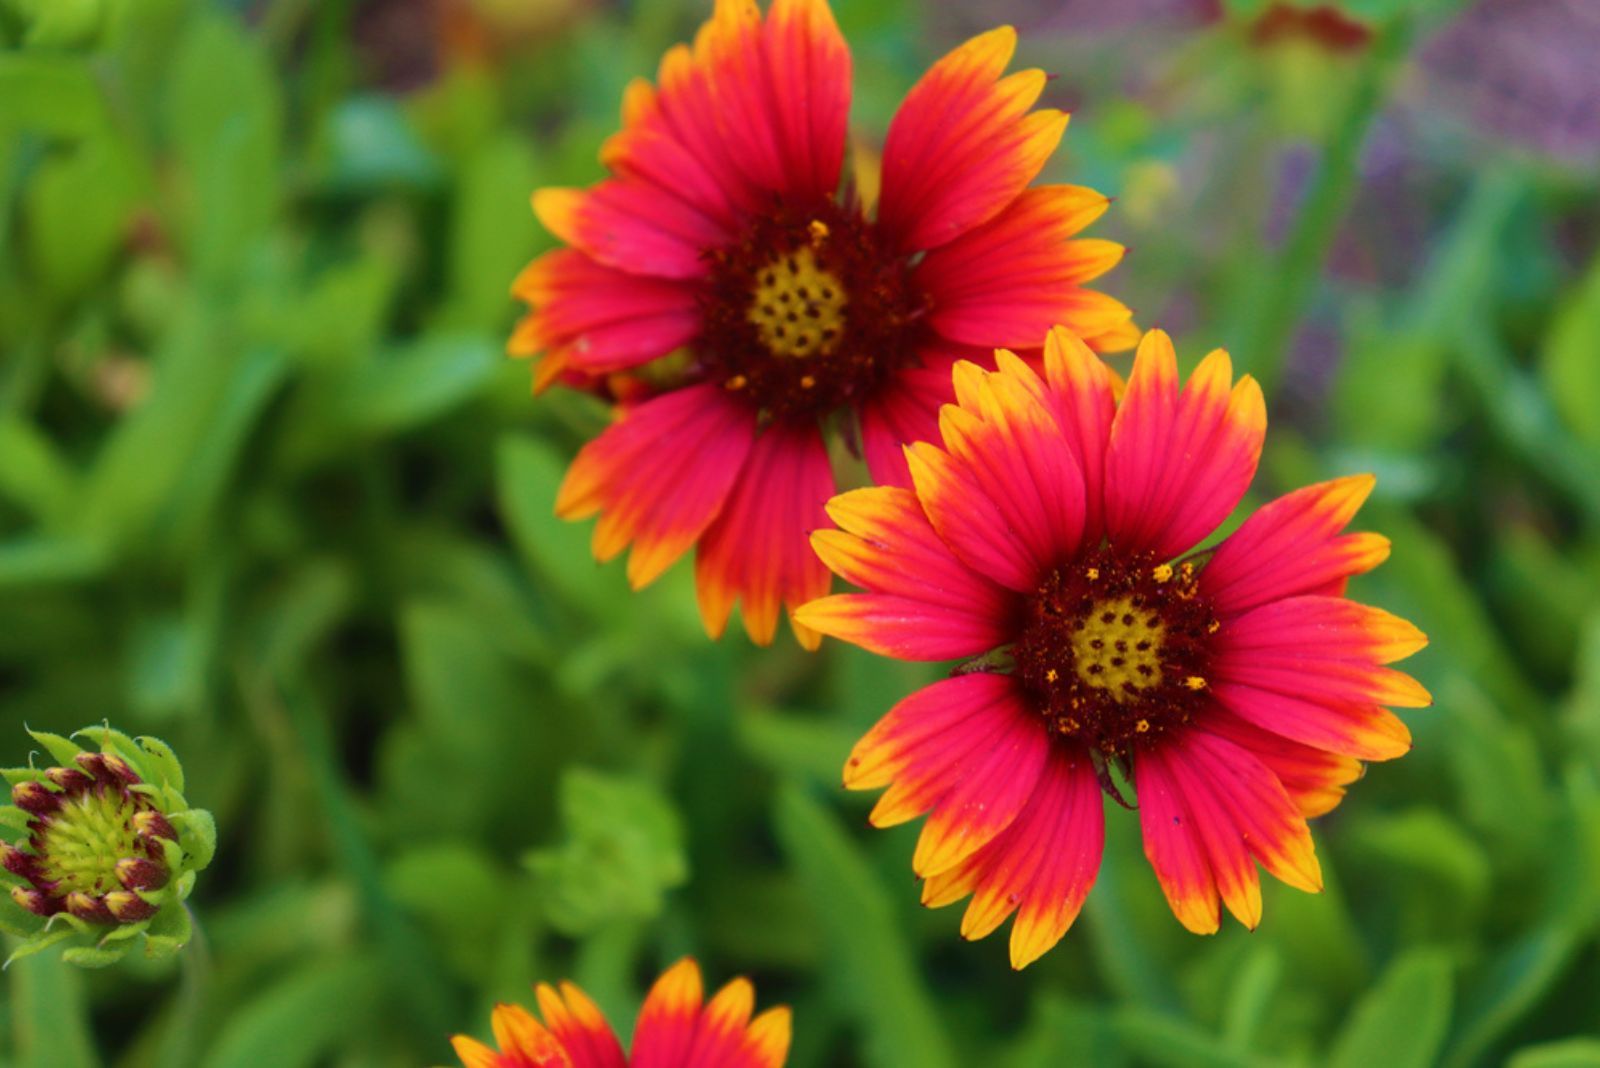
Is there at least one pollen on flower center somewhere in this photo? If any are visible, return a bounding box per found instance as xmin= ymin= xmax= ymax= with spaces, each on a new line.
xmin=746 ymin=244 xmax=848 ymax=359
xmin=699 ymin=202 xmax=925 ymax=423
xmin=1069 ymin=594 xmax=1166 ymax=699
xmin=1014 ymin=549 xmax=1217 ymax=756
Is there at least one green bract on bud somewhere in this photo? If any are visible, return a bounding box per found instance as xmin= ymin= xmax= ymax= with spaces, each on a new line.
xmin=0 ymin=726 xmax=215 ymax=968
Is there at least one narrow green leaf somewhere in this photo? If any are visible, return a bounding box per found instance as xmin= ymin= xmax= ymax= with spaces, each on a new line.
xmin=1329 ymin=949 xmax=1454 ymax=1068
xmin=1508 ymin=1038 xmax=1600 ymax=1068
xmin=773 ymin=783 xmax=956 ymax=1068
xmin=200 ymin=955 xmax=378 ymax=1068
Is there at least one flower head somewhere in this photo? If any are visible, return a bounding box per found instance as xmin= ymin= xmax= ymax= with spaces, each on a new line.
xmin=518 ymin=0 xmax=1134 ymax=647
xmin=796 ymin=327 xmax=1429 ymax=967
xmin=452 ymin=957 xmax=789 ymax=1068
xmin=1 ymin=726 xmax=214 ymax=966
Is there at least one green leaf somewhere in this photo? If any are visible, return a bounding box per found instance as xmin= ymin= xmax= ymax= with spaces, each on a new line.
xmin=1542 ymin=252 xmax=1600 ymax=448
xmin=773 ymin=783 xmax=956 ymax=1068
xmin=1329 ymin=949 xmax=1454 ymax=1068
xmin=5 ymin=940 xmax=101 ymax=1067
xmin=0 ymin=416 xmax=78 ymax=525
xmin=525 ymin=768 xmax=686 ymax=936
xmin=133 ymin=735 xmax=185 ymax=793
xmin=497 ymin=433 xmax=610 ymax=612
xmin=328 ymin=332 xmax=499 ymax=433
xmin=200 ymin=955 xmax=378 ymax=1068
xmin=1508 ymin=1038 xmax=1600 ymax=1068
xmin=1111 ymin=1008 xmax=1262 ymax=1068
xmin=444 ymin=136 xmax=540 ymax=330
xmin=0 ymin=54 xmax=104 ymax=137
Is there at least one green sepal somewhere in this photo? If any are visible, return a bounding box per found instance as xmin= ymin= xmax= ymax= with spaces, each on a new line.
xmin=133 ymin=735 xmax=185 ymax=794
xmin=73 ymin=725 xmax=141 ymax=765
xmin=1 ymin=766 xmax=49 ymax=786
xmin=62 ymin=943 xmax=129 ymax=968
xmin=26 ymin=728 xmax=85 ymax=768
xmin=0 ymin=805 xmax=34 ymax=831
xmin=0 ymin=892 xmax=41 ymax=938
xmin=100 ymin=919 xmax=151 ymax=943
xmin=172 ymin=809 xmax=216 ymax=871
xmin=4 ymin=926 xmax=74 ymax=966
xmin=172 ymin=870 xmax=196 ymax=900
xmin=145 ymin=901 xmax=190 ymax=940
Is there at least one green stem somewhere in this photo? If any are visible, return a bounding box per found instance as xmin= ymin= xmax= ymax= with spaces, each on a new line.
xmin=156 ymin=905 xmax=210 ymax=1068
xmin=271 ymin=675 xmax=460 ymax=1047
xmin=5 ymin=938 xmax=100 ymax=1068
xmin=1234 ymin=18 xmax=1411 ymax=397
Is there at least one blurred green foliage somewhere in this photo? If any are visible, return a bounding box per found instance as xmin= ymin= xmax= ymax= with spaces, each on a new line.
xmin=1 ymin=0 xmax=1599 ymax=1065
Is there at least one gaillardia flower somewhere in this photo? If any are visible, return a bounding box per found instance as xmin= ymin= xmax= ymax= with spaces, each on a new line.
xmin=796 ymin=327 xmax=1429 ymax=967
xmin=452 ymin=957 xmax=789 ymax=1068
xmin=517 ymin=0 xmax=1134 ymax=647
xmin=1 ymin=726 xmax=214 ymax=966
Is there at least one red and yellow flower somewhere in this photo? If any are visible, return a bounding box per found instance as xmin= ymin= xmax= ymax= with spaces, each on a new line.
xmin=518 ymin=0 xmax=1134 ymax=647
xmin=452 ymin=957 xmax=789 ymax=1068
xmin=796 ymin=326 xmax=1429 ymax=968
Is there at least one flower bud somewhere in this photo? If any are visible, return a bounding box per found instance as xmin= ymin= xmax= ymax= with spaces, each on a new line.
xmin=11 ymin=780 xmax=60 ymax=816
xmin=133 ymin=809 xmax=178 ymax=843
xmin=104 ymin=890 xmax=158 ymax=923
xmin=2 ymin=725 xmax=214 ymax=962
xmin=45 ymin=767 xmax=95 ymax=792
xmin=115 ymin=856 xmax=167 ymax=891
xmin=11 ymin=885 xmax=60 ymax=917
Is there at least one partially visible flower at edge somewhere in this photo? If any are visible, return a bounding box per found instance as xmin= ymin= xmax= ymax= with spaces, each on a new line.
xmin=0 ymin=725 xmax=215 ymax=967
xmin=516 ymin=0 xmax=1135 ymax=648
xmin=452 ymin=956 xmax=789 ymax=1068
xmin=796 ymin=325 xmax=1430 ymax=968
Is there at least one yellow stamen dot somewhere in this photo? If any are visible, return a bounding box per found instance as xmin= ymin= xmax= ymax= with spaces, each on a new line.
xmin=1045 ymin=668 xmax=1059 ymax=683
xmin=1071 ymin=594 xmax=1165 ymax=701
xmin=1152 ymin=564 xmax=1174 ymax=583
xmin=1085 ymin=567 xmax=1100 ymax=580
xmin=746 ymin=246 xmax=847 ymax=360
xmin=807 ymin=219 xmax=829 ymax=243
xmin=1180 ymin=562 xmax=1195 ymax=580
xmin=1185 ymin=675 xmax=1207 ymax=691
xmin=725 ymin=374 xmax=748 ymax=390
xmin=1135 ymin=718 xmax=1151 ymax=733
xmin=800 ymin=374 xmax=816 ymax=389
xmin=1207 ymin=619 xmax=1220 ymax=634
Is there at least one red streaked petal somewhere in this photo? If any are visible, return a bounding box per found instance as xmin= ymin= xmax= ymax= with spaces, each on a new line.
xmin=534 ymin=983 xmax=626 ymax=1068
xmin=860 ymin=363 xmax=965 ymax=487
xmin=795 ymin=592 xmax=1010 ymax=660
xmin=695 ymin=422 xmax=835 ymax=648
xmin=534 ymin=181 xmax=726 ymax=280
xmin=759 ymin=0 xmax=852 ymax=200
xmin=1151 ymin=741 xmax=1264 ymax=929
xmin=1210 ymin=680 xmax=1413 ymax=761
xmin=1177 ymin=728 xmax=1325 ymax=896
xmin=924 ymin=745 xmax=1104 ymax=969
xmin=1222 ymin=596 xmax=1429 ymax=664
xmin=1040 ymin=325 xmax=1119 ymax=543
xmin=1202 ymin=474 xmax=1391 ymax=615
xmin=843 ymin=672 xmax=1024 ymax=794
xmin=743 ymin=1007 xmax=792 ymax=1068
xmin=1203 ymin=709 xmax=1364 ymax=818
xmin=490 ymin=1004 xmax=574 ymax=1067
xmin=556 ymin=386 xmax=757 ymax=590
xmin=510 ymin=250 xmax=700 ymax=373
xmin=933 ymin=362 xmax=1088 ymax=574
xmin=630 ymin=958 xmax=704 ymax=1068
xmin=905 ymin=440 xmax=1037 ymax=592
xmin=682 ymin=977 xmax=755 ymax=1067
xmin=800 ymin=485 xmax=1017 ymax=658
xmin=1104 ymin=331 xmax=1267 ymax=559
xmin=452 ymin=1036 xmax=510 ymax=1068
xmin=911 ymin=693 xmax=1049 ymax=876
xmin=1135 ymin=745 xmax=1220 ymax=935
xmin=916 ymin=186 xmax=1128 ymax=348
xmin=878 ymin=27 xmax=1067 ymax=251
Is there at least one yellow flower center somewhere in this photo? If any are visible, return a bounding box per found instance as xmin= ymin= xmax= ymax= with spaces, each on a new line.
xmin=746 ymin=245 xmax=847 ymax=359
xmin=37 ymin=788 xmax=143 ymax=897
xmin=1070 ymin=594 xmax=1165 ymax=700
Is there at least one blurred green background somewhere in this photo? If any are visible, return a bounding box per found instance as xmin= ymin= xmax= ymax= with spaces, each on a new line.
xmin=2 ymin=0 xmax=1600 ymax=1064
